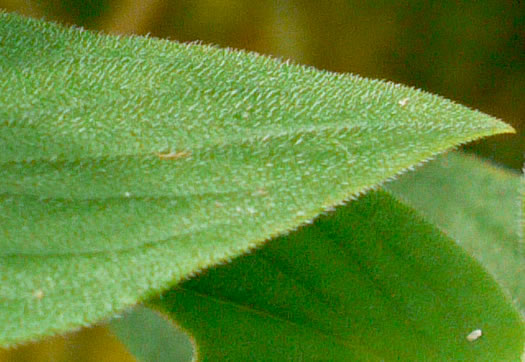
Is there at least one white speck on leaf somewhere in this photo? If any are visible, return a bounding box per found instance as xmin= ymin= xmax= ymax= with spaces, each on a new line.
xmin=466 ymin=329 xmax=482 ymax=342
xmin=398 ymin=97 xmax=410 ymax=106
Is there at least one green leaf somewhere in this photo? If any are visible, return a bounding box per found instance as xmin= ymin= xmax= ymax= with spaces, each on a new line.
xmin=0 ymin=12 xmax=514 ymax=345
xmin=150 ymin=190 xmax=524 ymax=361
xmin=387 ymin=152 xmax=525 ymax=314
xmin=520 ymin=166 xmax=525 ymax=243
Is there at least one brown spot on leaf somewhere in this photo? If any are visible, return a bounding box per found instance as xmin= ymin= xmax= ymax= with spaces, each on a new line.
xmin=33 ymin=289 xmax=44 ymax=300
xmin=156 ymin=151 xmax=191 ymax=160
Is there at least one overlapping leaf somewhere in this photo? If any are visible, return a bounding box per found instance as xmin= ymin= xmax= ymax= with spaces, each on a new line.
xmin=149 ymin=191 xmax=524 ymax=361
xmin=0 ymin=12 xmax=515 ymax=345
xmin=110 ymin=306 xmax=193 ymax=362
xmin=388 ymin=152 xmax=525 ymax=314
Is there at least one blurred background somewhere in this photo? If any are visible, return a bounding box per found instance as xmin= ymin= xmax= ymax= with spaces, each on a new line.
xmin=0 ymin=0 xmax=523 ymax=360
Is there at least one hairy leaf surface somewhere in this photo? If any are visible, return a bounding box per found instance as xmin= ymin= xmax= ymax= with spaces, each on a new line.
xmin=150 ymin=191 xmax=524 ymax=361
xmin=0 ymin=12 xmax=514 ymax=345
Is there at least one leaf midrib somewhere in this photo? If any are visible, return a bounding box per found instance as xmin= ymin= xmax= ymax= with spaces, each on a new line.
xmin=162 ymin=286 xmax=384 ymax=360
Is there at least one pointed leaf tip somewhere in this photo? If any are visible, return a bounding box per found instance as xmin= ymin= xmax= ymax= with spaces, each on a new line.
xmin=0 ymin=12 xmax=516 ymax=346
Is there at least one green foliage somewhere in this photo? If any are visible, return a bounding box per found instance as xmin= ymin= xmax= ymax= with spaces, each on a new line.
xmin=388 ymin=152 xmax=525 ymax=314
xmin=150 ymin=190 xmax=524 ymax=361
xmin=35 ymin=0 xmax=110 ymax=26
xmin=522 ymin=166 xmax=525 ymax=244
xmin=0 ymin=11 xmax=522 ymax=359
xmin=114 ymin=154 xmax=525 ymax=361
